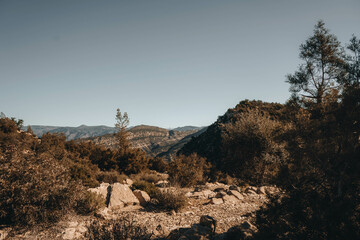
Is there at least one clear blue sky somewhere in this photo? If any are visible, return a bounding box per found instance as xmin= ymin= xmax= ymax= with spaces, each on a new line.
xmin=1 ymin=0 xmax=359 ymax=128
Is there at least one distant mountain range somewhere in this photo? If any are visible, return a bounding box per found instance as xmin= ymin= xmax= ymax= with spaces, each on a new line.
xmin=24 ymin=125 xmax=116 ymax=140
xmin=22 ymin=124 xmax=206 ymax=159
xmin=83 ymin=125 xmax=206 ymax=159
xmin=171 ymin=126 xmax=204 ymax=132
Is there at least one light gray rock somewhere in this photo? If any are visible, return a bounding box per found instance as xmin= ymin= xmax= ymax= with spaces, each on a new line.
xmin=108 ymin=183 xmax=139 ymax=209
xmin=88 ymin=183 xmax=110 ymax=203
xmin=211 ymin=197 xmax=224 ymax=205
xmin=202 ymin=189 xmax=215 ymax=199
xmin=123 ymin=178 xmax=133 ymax=186
xmin=257 ymin=186 xmax=266 ymax=195
xmin=229 ymin=190 xmax=244 ymax=200
xmin=0 ymin=229 xmax=9 ymax=240
xmin=133 ymin=190 xmax=150 ymax=206
xmin=222 ymin=194 xmax=238 ymax=203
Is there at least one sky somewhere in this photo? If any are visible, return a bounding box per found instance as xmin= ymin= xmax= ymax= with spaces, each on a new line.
xmin=1 ymin=0 xmax=359 ymax=128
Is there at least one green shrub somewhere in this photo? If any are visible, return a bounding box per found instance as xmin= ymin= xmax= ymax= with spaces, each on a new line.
xmin=154 ymin=189 xmax=188 ymax=211
xmin=131 ymin=171 xmax=165 ymax=184
xmin=221 ymin=108 xmax=290 ymax=184
xmin=168 ymin=153 xmax=210 ymax=187
xmin=0 ymin=153 xmax=81 ymax=226
xmin=132 ymin=180 xmax=160 ymax=198
xmin=75 ymin=191 xmax=105 ymax=215
xmin=70 ymin=162 xmax=100 ymax=188
xmin=86 ymin=218 xmax=152 ymax=240
xmin=97 ymin=170 xmax=128 ymax=184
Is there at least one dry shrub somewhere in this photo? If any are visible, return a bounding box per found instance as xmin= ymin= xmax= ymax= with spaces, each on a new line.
xmin=168 ymin=153 xmax=210 ymax=187
xmin=154 ymin=189 xmax=188 ymax=211
xmin=132 ymin=180 xmax=160 ymax=198
xmin=221 ymin=108 xmax=290 ymax=184
xmin=97 ymin=170 xmax=128 ymax=184
xmin=0 ymin=153 xmax=81 ymax=226
xmin=131 ymin=171 xmax=165 ymax=184
xmin=75 ymin=191 xmax=106 ymax=215
xmin=70 ymin=161 xmax=99 ymax=188
xmin=86 ymin=218 xmax=152 ymax=240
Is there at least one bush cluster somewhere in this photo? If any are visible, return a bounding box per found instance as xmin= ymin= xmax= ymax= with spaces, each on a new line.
xmin=154 ymin=189 xmax=188 ymax=211
xmin=221 ymin=108 xmax=290 ymax=184
xmin=168 ymin=153 xmax=210 ymax=187
xmin=0 ymin=153 xmax=81 ymax=226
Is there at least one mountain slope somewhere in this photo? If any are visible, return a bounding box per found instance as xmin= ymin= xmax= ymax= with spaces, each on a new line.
xmin=179 ymin=100 xmax=289 ymax=166
xmin=82 ymin=125 xmax=204 ymax=158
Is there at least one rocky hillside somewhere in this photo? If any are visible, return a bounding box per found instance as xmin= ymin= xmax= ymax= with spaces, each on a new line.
xmin=82 ymin=125 xmax=206 ymax=158
xmin=179 ymin=100 xmax=289 ymax=167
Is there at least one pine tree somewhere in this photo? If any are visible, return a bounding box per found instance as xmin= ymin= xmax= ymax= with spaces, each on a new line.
xmin=287 ymin=20 xmax=345 ymax=105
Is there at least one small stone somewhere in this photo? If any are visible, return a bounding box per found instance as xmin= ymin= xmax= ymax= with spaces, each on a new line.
xmin=133 ymin=190 xmax=150 ymax=206
xmin=123 ymin=178 xmax=133 ymax=186
xmin=222 ymin=194 xmax=238 ymax=203
xmin=229 ymin=190 xmax=244 ymax=200
xmin=202 ymin=190 xmax=215 ymax=198
xmin=257 ymin=186 xmax=266 ymax=195
xmin=211 ymin=198 xmax=224 ymax=205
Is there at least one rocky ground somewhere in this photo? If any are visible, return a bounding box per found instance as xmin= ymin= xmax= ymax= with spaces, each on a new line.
xmin=1 ymin=182 xmax=283 ymax=240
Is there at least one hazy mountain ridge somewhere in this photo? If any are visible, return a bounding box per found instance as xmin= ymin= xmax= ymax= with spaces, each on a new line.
xmin=24 ymin=123 xmax=205 ymax=158
xmin=24 ymin=125 xmax=116 ymax=140
xmin=81 ymin=125 xmax=205 ymax=158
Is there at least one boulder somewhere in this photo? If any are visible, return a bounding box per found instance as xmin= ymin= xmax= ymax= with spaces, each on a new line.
xmin=228 ymin=190 xmax=244 ymax=200
xmin=123 ymin=178 xmax=133 ymax=186
xmin=108 ymin=183 xmax=139 ymax=209
xmin=133 ymin=190 xmax=150 ymax=206
xmin=88 ymin=183 xmax=110 ymax=204
xmin=210 ymin=198 xmax=223 ymax=205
